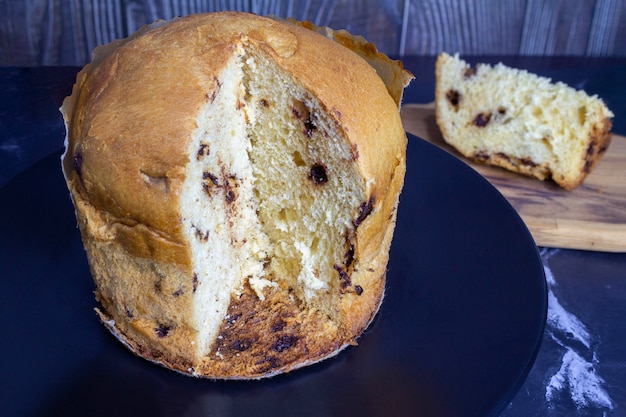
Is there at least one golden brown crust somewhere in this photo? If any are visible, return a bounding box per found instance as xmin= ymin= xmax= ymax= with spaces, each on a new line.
xmin=445 ymin=117 xmax=613 ymax=191
xmin=62 ymin=12 xmax=408 ymax=379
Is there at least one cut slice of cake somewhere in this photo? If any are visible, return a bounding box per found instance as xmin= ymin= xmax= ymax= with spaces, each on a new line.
xmin=435 ymin=52 xmax=614 ymax=190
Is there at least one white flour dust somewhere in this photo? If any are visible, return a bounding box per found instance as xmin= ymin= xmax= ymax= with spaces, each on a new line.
xmin=542 ymin=250 xmax=615 ymax=411
xmin=546 ymin=349 xmax=614 ymax=409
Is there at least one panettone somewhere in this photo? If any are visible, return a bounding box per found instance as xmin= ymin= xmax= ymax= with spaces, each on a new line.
xmin=61 ymin=12 xmax=412 ymax=379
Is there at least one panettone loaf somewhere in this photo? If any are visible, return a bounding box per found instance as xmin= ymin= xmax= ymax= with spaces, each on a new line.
xmin=61 ymin=12 xmax=412 ymax=379
xmin=435 ymin=52 xmax=614 ymax=190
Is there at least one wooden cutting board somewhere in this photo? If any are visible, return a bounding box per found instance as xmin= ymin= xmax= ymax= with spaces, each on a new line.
xmin=401 ymin=103 xmax=626 ymax=252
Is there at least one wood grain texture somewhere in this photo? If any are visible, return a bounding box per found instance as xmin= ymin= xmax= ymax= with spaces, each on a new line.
xmin=1 ymin=0 xmax=624 ymax=66
xmin=401 ymin=103 xmax=626 ymax=252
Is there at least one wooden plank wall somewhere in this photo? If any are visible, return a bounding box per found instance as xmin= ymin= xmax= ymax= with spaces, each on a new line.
xmin=1 ymin=0 xmax=625 ymax=66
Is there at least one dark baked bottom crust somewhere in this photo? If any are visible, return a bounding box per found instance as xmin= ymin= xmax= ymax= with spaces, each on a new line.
xmin=206 ymin=283 xmax=346 ymax=378
xmin=96 ymin=278 xmax=384 ymax=379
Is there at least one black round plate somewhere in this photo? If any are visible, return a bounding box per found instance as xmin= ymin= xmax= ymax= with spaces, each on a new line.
xmin=0 ymin=134 xmax=546 ymax=417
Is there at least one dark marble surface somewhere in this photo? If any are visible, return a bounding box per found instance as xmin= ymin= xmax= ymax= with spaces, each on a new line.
xmin=1 ymin=57 xmax=625 ymax=416
xmin=0 ymin=66 xmax=79 ymax=187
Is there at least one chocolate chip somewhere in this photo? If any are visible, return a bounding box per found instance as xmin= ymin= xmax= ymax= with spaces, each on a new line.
xmin=495 ymin=152 xmax=513 ymax=164
xmin=259 ymin=356 xmax=280 ymax=370
xmin=155 ymin=324 xmax=171 ymax=338
xmin=227 ymin=313 xmax=241 ymax=325
xmin=292 ymin=100 xmax=307 ymax=120
xmin=203 ymin=172 xmax=219 ymax=185
xmin=334 ymin=264 xmax=352 ymax=287
xmin=353 ymin=197 xmax=375 ymax=227
xmin=309 ymin=164 xmax=328 ymax=185
xmin=202 ymin=172 xmax=219 ymax=195
xmin=352 ymin=144 xmax=360 ymax=160
xmin=232 ymin=339 xmax=252 ymax=351
xmin=273 ymin=335 xmax=297 ymax=352
xmin=446 ymin=90 xmax=460 ymax=109
xmin=473 ymin=112 xmax=491 ymax=127
xmin=344 ymin=243 xmax=355 ymax=268
xmin=304 ymin=114 xmax=317 ymax=137
xmin=464 ymin=67 xmax=477 ymax=78
xmin=474 ymin=151 xmax=490 ymax=162
xmin=206 ymin=76 xmax=222 ymax=103
xmin=197 ymin=144 xmax=210 ymax=160
xmin=223 ymin=174 xmax=239 ymax=203
xmin=584 ymin=142 xmax=597 ymax=173
xmin=192 ymin=273 xmax=199 ymax=293
xmin=271 ymin=319 xmax=287 ymax=332
xmin=520 ymin=158 xmax=538 ymax=168
xmin=292 ymin=99 xmax=317 ymax=137
xmin=355 ymin=285 xmax=363 ymax=296
xmin=191 ymin=224 xmax=209 ymax=241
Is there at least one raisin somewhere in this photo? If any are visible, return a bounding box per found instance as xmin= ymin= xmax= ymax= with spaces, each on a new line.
xmin=355 ymin=285 xmax=363 ymax=296
xmin=473 ymin=112 xmax=491 ymax=127
xmin=259 ymin=98 xmax=270 ymax=107
xmin=273 ymin=335 xmax=297 ymax=352
xmin=173 ymin=288 xmax=184 ymax=297
xmin=309 ymin=164 xmax=328 ymax=185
